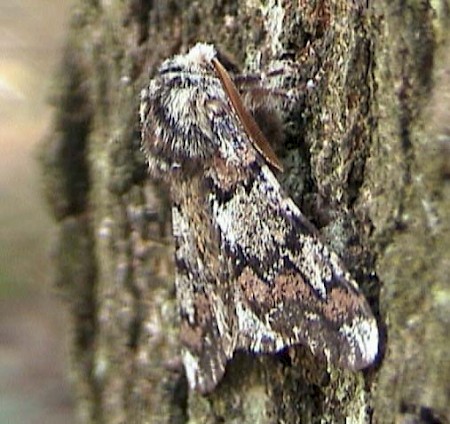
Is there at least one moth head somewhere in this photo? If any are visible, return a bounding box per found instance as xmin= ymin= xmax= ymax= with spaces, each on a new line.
xmin=140 ymin=43 xmax=229 ymax=176
xmin=140 ymin=42 xmax=283 ymax=178
xmin=159 ymin=43 xmax=217 ymax=75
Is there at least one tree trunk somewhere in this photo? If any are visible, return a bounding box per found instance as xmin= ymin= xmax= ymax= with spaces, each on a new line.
xmin=40 ymin=1 xmax=449 ymax=423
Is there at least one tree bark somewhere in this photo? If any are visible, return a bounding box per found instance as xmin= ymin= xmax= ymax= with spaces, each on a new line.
xmin=40 ymin=0 xmax=449 ymax=423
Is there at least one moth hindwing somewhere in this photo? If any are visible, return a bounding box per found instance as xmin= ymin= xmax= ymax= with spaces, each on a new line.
xmin=140 ymin=43 xmax=379 ymax=393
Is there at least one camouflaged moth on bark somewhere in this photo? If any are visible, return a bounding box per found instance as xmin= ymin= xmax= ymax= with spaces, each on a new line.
xmin=140 ymin=43 xmax=379 ymax=394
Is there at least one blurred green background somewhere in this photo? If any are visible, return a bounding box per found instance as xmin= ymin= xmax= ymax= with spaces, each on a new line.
xmin=0 ymin=1 xmax=74 ymax=423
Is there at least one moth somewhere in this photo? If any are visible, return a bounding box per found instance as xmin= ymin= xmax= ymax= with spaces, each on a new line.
xmin=140 ymin=43 xmax=379 ymax=393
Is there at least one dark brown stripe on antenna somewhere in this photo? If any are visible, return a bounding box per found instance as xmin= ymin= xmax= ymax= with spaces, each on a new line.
xmin=212 ymin=58 xmax=283 ymax=172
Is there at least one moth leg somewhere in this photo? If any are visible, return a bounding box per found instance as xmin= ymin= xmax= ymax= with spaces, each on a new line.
xmin=233 ymin=67 xmax=288 ymax=86
xmin=237 ymin=79 xmax=308 ymax=120
xmin=241 ymin=86 xmax=305 ymax=108
xmin=235 ymin=61 xmax=318 ymax=109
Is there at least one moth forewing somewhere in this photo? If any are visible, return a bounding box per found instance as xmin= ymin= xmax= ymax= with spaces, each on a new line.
xmin=212 ymin=58 xmax=284 ymax=172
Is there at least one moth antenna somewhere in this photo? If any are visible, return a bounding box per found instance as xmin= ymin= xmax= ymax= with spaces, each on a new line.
xmin=212 ymin=58 xmax=284 ymax=172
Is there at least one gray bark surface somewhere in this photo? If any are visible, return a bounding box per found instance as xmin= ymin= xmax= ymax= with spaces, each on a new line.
xmin=40 ymin=1 xmax=449 ymax=423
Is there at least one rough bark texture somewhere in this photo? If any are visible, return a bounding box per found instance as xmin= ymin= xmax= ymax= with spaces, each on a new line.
xmin=40 ymin=0 xmax=449 ymax=423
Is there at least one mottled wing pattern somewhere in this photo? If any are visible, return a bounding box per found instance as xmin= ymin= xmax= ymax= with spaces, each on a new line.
xmin=208 ymin=163 xmax=379 ymax=371
xmin=140 ymin=42 xmax=379 ymax=393
xmin=170 ymin=177 xmax=235 ymax=393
